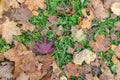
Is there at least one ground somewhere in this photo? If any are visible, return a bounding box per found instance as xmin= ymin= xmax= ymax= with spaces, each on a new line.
xmin=0 ymin=0 xmax=120 ymax=80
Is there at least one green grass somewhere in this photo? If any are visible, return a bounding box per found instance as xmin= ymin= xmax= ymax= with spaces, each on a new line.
xmin=0 ymin=38 xmax=10 ymax=53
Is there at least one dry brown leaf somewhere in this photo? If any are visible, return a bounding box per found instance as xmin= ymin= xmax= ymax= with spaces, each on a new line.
xmin=99 ymin=63 xmax=114 ymax=80
xmin=3 ymin=49 xmax=23 ymax=77
xmin=12 ymin=7 xmax=32 ymax=22
xmin=51 ymin=61 xmax=62 ymax=80
xmin=80 ymin=8 xmax=94 ymax=30
xmin=73 ymin=49 xmax=96 ymax=65
xmin=0 ymin=62 xmax=14 ymax=79
xmin=114 ymin=22 xmax=120 ymax=31
xmin=4 ymin=0 xmax=19 ymax=8
xmin=16 ymin=72 xmax=29 ymax=80
xmin=25 ymin=0 xmax=46 ymax=11
xmin=111 ymin=2 xmax=120 ymax=16
xmin=18 ymin=21 xmax=35 ymax=32
xmin=0 ymin=0 xmax=9 ymax=18
xmin=111 ymin=55 xmax=120 ymax=80
xmin=89 ymin=35 xmax=110 ymax=52
xmin=0 ymin=54 xmax=4 ymax=61
xmin=89 ymin=0 xmax=109 ymax=21
xmin=48 ymin=15 xmax=59 ymax=24
xmin=67 ymin=46 xmax=75 ymax=54
xmin=114 ymin=44 xmax=120 ymax=58
xmin=64 ymin=62 xmax=81 ymax=78
xmin=2 ymin=18 xmax=21 ymax=44
xmin=103 ymin=0 xmax=120 ymax=9
xmin=111 ymin=45 xmax=117 ymax=51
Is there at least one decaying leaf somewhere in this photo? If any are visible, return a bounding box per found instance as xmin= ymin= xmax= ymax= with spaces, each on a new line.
xmin=4 ymin=0 xmax=19 ymax=8
xmin=73 ymin=49 xmax=96 ymax=65
xmin=89 ymin=35 xmax=110 ymax=52
xmin=60 ymin=75 xmax=67 ymax=80
xmin=18 ymin=21 xmax=35 ymax=31
xmin=103 ymin=0 xmax=120 ymax=9
xmin=0 ymin=62 xmax=14 ymax=79
xmin=25 ymin=0 xmax=46 ymax=11
xmin=0 ymin=0 xmax=9 ymax=18
xmin=89 ymin=0 xmax=109 ymax=21
xmin=111 ymin=2 xmax=120 ymax=16
xmin=64 ymin=62 xmax=81 ymax=78
xmin=16 ymin=72 xmax=29 ymax=80
xmin=12 ymin=7 xmax=32 ymax=22
xmin=114 ymin=44 xmax=120 ymax=58
xmin=71 ymin=26 xmax=86 ymax=42
xmin=114 ymin=22 xmax=120 ymax=31
xmin=111 ymin=55 xmax=120 ymax=80
xmin=99 ymin=63 xmax=114 ymax=80
xmin=80 ymin=8 xmax=94 ymax=30
xmin=67 ymin=46 xmax=75 ymax=54
xmin=2 ymin=18 xmax=21 ymax=44
xmin=51 ymin=61 xmax=62 ymax=80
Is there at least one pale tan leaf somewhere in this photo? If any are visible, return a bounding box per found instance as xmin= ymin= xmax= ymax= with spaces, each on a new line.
xmin=73 ymin=49 xmax=96 ymax=65
xmin=111 ymin=2 xmax=120 ymax=16
xmin=25 ymin=0 xmax=46 ymax=11
xmin=16 ymin=72 xmax=29 ymax=80
xmin=4 ymin=0 xmax=19 ymax=8
xmin=2 ymin=19 xmax=21 ymax=44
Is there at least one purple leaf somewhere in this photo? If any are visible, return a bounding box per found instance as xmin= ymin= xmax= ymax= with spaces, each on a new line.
xmin=35 ymin=36 xmax=55 ymax=54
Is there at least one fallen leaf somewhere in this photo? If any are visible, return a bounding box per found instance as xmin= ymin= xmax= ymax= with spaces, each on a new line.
xmin=48 ymin=15 xmax=59 ymax=24
xmin=60 ymin=75 xmax=67 ymax=80
xmin=16 ymin=72 xmax=29 ymax=80
xmin=0 ymin=0 xmax=9 ymax=18
xmin=99 ymin=63 xmax=114 ymax=80
xmin=51 ymin=61 xmax=62 ymax=80
xmin=89 ymin=0 xmax=109 ymax=21
xmin=12 ymin=7 xmax=32 ymax=22
xmin=71 ymin=26 xmax=86 ymax=42
xmin=4 ymin=0 xmax=19 ymax=8
xmin=114 ymin=44 xmax=120 ymax=58
xmin=25 ymin=0 xmax=46 ymax=11
xmin=17 ymin=0 xmax=25 ymax=3
xmin=35 ymin=36 xmax=55 ymax=54
xmin=80 ymin=8 xmax=94 ymax=30
xmin=18 ymin=21 xmax=35 ymax=31
xmin=103 ymin=0 xmax=120 ymax=9
xmin=64 ymin=62 xmax=81 ymax=78
xmin=111 ymin=55 xmax=120 ymax=80
xmin=67 ymin=46 xmax=75 ymax=54
xmin=0 ymin=54 xmax=4 ymax=61
xmin=111 ymin=2 xmax=120 ymax=16
xmin=114 ymin=22 xmax=120 ymax=31
xmin=89 ymin=35 xmax=110 ymax=52
xmin=0 ymin=62 xmax=14 ymax=79
xmin=2 ymin=18 xmax=21 ymax=44
xmin=73 ymin=49 xmax=96 ymax=65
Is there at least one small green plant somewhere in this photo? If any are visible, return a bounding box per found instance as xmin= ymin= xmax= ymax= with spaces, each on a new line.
xmin=0 ymin=38 xmax=10 ymax=53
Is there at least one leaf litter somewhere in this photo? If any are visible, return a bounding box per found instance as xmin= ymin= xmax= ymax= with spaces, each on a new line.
xmin=0 ymin=0 xmax=120 ymax=80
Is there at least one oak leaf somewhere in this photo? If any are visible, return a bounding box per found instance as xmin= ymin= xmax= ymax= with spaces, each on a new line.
xmin=4 ymin=0 xmax=19 ymax=8
xmin=2 ymin=18 xmax=21 ymax=44
xmin=89 ymin=35 xmax=110 ymax=52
